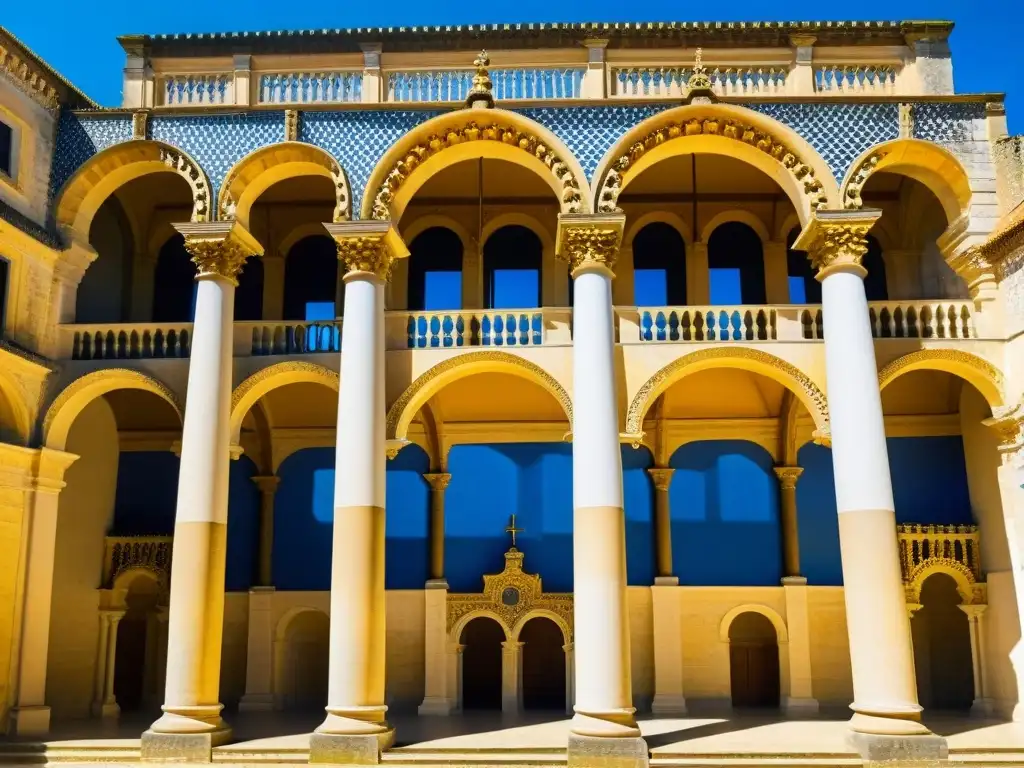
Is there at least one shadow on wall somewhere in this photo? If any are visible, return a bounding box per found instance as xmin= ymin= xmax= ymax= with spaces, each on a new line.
xmin=797 ymin=437 xmax=974 ymax=586
xmin=669 ymin=440 xmax=782 ymax=586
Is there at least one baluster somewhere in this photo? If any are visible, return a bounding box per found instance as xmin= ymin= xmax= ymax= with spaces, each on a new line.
xmin=481 ymin=314 xmax=492 ymax=346
xmin=706 ymin=311 xmax=717 ymax=341
xmin=470 ymin=315 xmax=481 ymax=346
xmin=680 ymin=310 xmax=693 ymax=341
xmin=406 ymin=314 xmax=415 ymax=348
xmin=667 ymin=310 xmax=680 ymax=342
xmin=694 ymin=310 xmax=706 ymax=342
xmin=129 ymin=330 xmax=140 ymax=358
xmin=531 ymin=313 xmax=542 ymax=345
xmin=414 ymin=315 xmax=426 ymax=349
xmin=440 ymin=315 xmax=454 ymax=348
xmin=641 ymin=311 xmax=653 ymax=341
xmin=655 ymin=311 xmax=667 ymax=342
xmin=519 ymin=313 xmax=529 ymax=345
xmin=801 ymin=310 xmax=813 ymax=340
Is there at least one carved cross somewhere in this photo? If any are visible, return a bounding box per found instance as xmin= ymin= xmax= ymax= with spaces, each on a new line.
xmin=505 ymin=514 xmax=524 ymax=549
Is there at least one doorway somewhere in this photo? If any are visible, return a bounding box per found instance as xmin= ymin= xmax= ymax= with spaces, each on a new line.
xmin=460 ymin=617 xmax=504 ymax=710
xmin=279 ymin=610 xmax=329 ymax=710
xmin=728 ymin=611 xmax=780 ymax=709
xmin=520 ymin=617 xmax=566 ymax=711
xmin=912 ymin=573 xmax=974 ymax=711
xmin=112 ymin=572 xmax=163 ymax=712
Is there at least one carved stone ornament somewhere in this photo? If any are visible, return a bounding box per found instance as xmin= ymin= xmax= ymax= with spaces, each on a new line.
xmin=159 ymin=146 xmax=212 ymax=223
xmin=446 ymin=548 xmax=573 ymax=638
xmin=132 ymin=110 xmax=150 ymax=141
xmin=465 ymin=50 xmax=494 ymax=108
xmin=555 ymin=212 xmax=625 ymax=275
xmin=337 ymin=235 xmax=394 ymax=280
xmin=647 ymin=467 xmax=675 ymax=491
xmin=983 ymin=401 xmax=1024 ymax=465
xmin=773 ymin=466 xmax=803 ymax=489
xmin=792 ymin=209 xmax=882 ymax=276
xmin=898 ymin=103 xmax=915 ymax=139
xmin=371 ymin=120 xmax=584 ymax=219
xmin=842 ymin=151 xmax=887 ymax=209
xmin=173 ymin=221 xmax=264 ymax=285
xmin=596 ymin=116 xmax=829 ymax=214
xmin=284 ymin=109 xmax=300 ymax=142
xmin=0 ymin=42 xmax=60 ymax=110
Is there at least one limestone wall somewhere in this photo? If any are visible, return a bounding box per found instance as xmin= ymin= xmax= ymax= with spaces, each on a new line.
xmin=806 ymin=587 xmax=854 ymax=705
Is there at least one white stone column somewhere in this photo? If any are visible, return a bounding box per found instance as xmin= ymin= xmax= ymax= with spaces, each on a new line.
xmin=312 ymin=221 xmax=407 ymax=765
xmin=7 ymin=448 xmax=79 ymax=736
xmin=91 ymin=611 xmax=114 ymax=718
xmin=143 ymin=222 xmax=263 ymax=760
xmin=501 ymin=640 xmax=523 ymax=714
xmin=795 ymin=210 xmax=944 ymax=762
xmin=101 ymin=612 xmax=125 ymax=715
xmin=556 ymin=213 xmax=647 ymax=768
xmin=959 ymin=604 xmax=992 ymax=716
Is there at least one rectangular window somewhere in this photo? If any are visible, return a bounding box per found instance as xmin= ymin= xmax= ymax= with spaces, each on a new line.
xmin=423 ymin=270 xmax=462 ymax=310
xmin=634 ymin=268 xmax=668 ymax=307
xmin=491 ymin=269 xmax=539 ymax=309
xmin=709 ymin=268 xmax=743 ymax=305
xmin=0 ymin=121 xmax=12 ymax=178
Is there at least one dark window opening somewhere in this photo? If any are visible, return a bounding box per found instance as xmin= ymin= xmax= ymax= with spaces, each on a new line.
xmin=484 ymin=225 xmax=542 ymax=309
xmin=708 ymin=222 xmax=766 ymax=305
xmin=633 ymin=222 xmax=687 ymax=306
xmin=0 ymin=121 xmax=13 ymax=178
xmin=408 ymin=227 xmax=463 ymax=311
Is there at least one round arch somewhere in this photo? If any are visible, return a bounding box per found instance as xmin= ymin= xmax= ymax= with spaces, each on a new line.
xmin=362 ymin=109 xmax=592 ymax=221
xmin=592 ymin=104 xmax=840 ymax=222
xmin=719 ymin=604 xmax=789 ymax=644
xmin=624 ymin=211 xmax=693 ymax=250
xmin=449 ymin=609 xmax=513 ymax=644
xmin=278 ymin=222 xmax=337 ymax=258
xmin=906 ymin=560 xmax=979 ymax=606
xmin=386 ymin=351 xmax=573 ymax=442
xmin=701 ymin=210 xmax=772 ymax=245
xmin=877 ymin=350 xmax=1004 ymax=410
xmin=219 ymin=142 xmax=351 ymax=229
xmin=229 ymin=362 xmax=340 ymax=444
xmin=0 ymin=370 xmax=34 ymax=445
xmin=55 ymin=141 xmax=211 ymax=241
xmin=511 ymin=609 xmax=572 ymax=645
xmin=775 ymin=211 xmax=802 ymax=243
xmin=481 ymin=212 xmax=555 ymax=252
xmin=841 ymin=139 xmax=972 ymax=225
xmin=401 ymin=215 xmax=475 ymax=254
xmin=274 ymin=606 xmax=329 ymax=644
xmin=625 ymin=348 xmax=829 ymax=438
xmin=111 ymin=564 xmax=165 ymax=595
xmin=43 ymin=369 xmax=183 ymax=451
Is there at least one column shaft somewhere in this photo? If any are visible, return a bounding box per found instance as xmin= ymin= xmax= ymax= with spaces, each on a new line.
xmin=424 ymin=474 xmax=451 ymax=582
xmin=501 ymin=641 xmax=523 ymax=713
xmin=145 ymin=221 xmax=262 ymax=758
xmin=91 ymin=614 xmax=111 ymax=713
xmin=104 ymin=615 xmax=123 ymax=705
xmin=774 ymin=467 xmax=803 ymax=578
xmin=648 ymin=468 xmax=675 ymax=581
xmin=251 ymin=476 xmax=279 ymax=587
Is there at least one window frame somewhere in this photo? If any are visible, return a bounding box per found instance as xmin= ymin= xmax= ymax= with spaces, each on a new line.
xmin=0 ymin=117 xmax=19 ymax=186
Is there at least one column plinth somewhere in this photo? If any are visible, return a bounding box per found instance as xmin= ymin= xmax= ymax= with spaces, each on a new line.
xmin=557 ymin=214 xmax=647 ymax=768
xmin=312 ymin=222 xmax=408 ymax=765
xmin=144 ymin=222 xmax=263 ymax=761
xmin=795 ymin=211 xmax=945 ymax=762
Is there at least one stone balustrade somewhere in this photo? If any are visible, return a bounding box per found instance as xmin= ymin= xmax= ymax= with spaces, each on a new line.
xmin=386 ymin=308 xmax=571 ymax=349
xmin=868 ymin=300 xmax=976 ymax=339
xmin=241 ymin=320 xmax=342 ymax=355
xmin=102 ymin=535 xmax=173 ymax=589
xmin=64 ymin=324 xmax=193 ymax=360
xmin=386 ymin=67 xmax=585 ymax=102
xmin=257 ymin=71 xmax=362 ymax=104
xmin=815 ymin=64 xmax=900 ymax=94
xmin=612 ymin=66 xmax=789 ymax=98
xmin=160 ymin=74 xmax=233 ymax=106
xmin=896 ymin=523 xmax=981 ymax=584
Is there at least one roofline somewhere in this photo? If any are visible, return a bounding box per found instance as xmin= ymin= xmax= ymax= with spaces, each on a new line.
xmin=1 ymin=24 xmax=97 ymax=108
xmin=118 ymin=19 xmax=954 ymax=52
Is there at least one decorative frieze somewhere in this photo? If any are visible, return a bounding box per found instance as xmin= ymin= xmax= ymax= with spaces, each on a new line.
xmin=0 ymin=42 xmax=60 ymax=110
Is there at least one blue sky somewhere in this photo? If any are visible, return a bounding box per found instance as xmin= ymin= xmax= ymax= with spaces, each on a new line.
xmin=4 ymin=0 xmax=1021 ymax=131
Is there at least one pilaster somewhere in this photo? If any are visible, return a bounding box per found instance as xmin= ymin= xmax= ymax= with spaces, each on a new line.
xmin=650 ymin=585 xmax=686 ymax=715
xmin=687 ymin=242 xmax=710 ymax=305
xmin=418 ymin=581 xmax=454 ymax=715
xmin=582 ymin=39 xmax=609 ymax=99
xmin=360 ymin=44 xmax=383 ymax=104
xmin=781 ymin=576 xmax=818 ymax=714
xmin=789 ymin=35 xmax=817 ymax=96
xmin=501 ymin=640 xmax=523 ymax=714
xmin=233 ymin=55 xmax=252 ymax=107
xmin=239 ymin=587 xmax=276 ymax=712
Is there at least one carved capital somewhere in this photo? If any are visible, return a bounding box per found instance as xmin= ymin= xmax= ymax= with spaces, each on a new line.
xmin=773 ymin=465 xmax=804 ymax=489
xmin=173 ymin=221 xmax=264 ymax=285
xmin=793 ymin=209 xmax=882 ymax=279
xmin=983 ymin=401 xmax=1024 ymax=466
xmin=555 ymin=212 xmax=625 ymax=277
xmin=324 ymin=220 xmax=409 ymax=282
xmin=646 ymin=467 xmax=675 ymax=491
xmin=424 ymin=472 xmax=452 ymax=491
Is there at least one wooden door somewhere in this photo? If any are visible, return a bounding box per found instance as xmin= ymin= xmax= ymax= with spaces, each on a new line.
xmin=730 ymin=641 xmax=779 ymax=708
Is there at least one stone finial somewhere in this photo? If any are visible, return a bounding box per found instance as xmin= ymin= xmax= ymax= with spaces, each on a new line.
xmin=284 ymin=109 xmax=300 ymax=142
xmin=684 ymin=47 xmax=715 ymax=104
xmin=466 ymin=50 xmax=494 ymax=108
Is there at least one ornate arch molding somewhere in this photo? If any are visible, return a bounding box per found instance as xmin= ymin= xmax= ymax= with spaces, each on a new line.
xmin=841 ymin=139 xmax=972 ymax=225
xmin=877 ymin=349 xmax=1004 ymax=409
xmin=362 ymin=109 xmax=592 ymax=221
xmin=43 ymin=369 xmax=183 ymax=451
xmin=229 ymin=362 xmax=339 ymax=443
xmin=625 ymin=347 xmax=830 ymax=440
xmin=718 ymin=604 xmax=789 ymax=644
xmin=55 ymin=141 xmax=212 ymax=239
xmin=592 ymin=104 xmax=841 ymax=221
xmin=905 ymin=560 xmax=984 ymax=606
xmin=386 ymin=351 xmax=573 ymax=442
xmin=218 ymin=142 xmax=352 ymax=228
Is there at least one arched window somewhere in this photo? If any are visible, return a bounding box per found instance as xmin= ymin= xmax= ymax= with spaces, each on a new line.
xmin=707 ymin=222 xmax=766 ymax=305
xmin=785 ymin=227 xmax=821 ymax=304
xmin=283 ymin=236 xmax=339 ymax=321
xmin=633 ymin=223 xmax=687 ymax=306
xmin=408 ymin=227 xmax=463 ymax=311
xmin=152 ymin=234 xmax=197 ymax=322
xmin=484 ymin=225 xmax=542 ymax=309
xmin=864 ymin=235 xmax=888 ymax=302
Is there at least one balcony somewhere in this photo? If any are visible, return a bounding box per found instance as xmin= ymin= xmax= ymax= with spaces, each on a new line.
xmin=896 ymin=523 xmax=983 ymax=604
xmin=56 ymin=299 xmax=980 ymax=362
xmin=102 ymin=535 xmax=173 ymax=589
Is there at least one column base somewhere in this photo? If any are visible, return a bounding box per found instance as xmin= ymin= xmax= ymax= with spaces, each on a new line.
xmin=141 ymin=728 xmax=232 ymax=762
xmin=567 ymin=733 xmax=649 ymax=768
xmin=971 ymin=697 xmax=996 ymax=718
xmin=650 ymin=694 xmax=687 ymax=715
xmin=91 ymin=701 xmax=121 ymax=719
xmin=653 ymin=576 xmax=679 ymax=587
xmin=417 ymin=697 xmax=455 ymax=716
xmin=846 ymin=730 xmax=948 ymax=762
xmin=310 ymin=730 xmax=395 ymax=765
xmin=7 ymin=705 xmax=50 ymax=736
xmin=238 ymin=693 xmax=275 ymax=712
xmin=782 ymin=696 xmax=819 ymax=716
